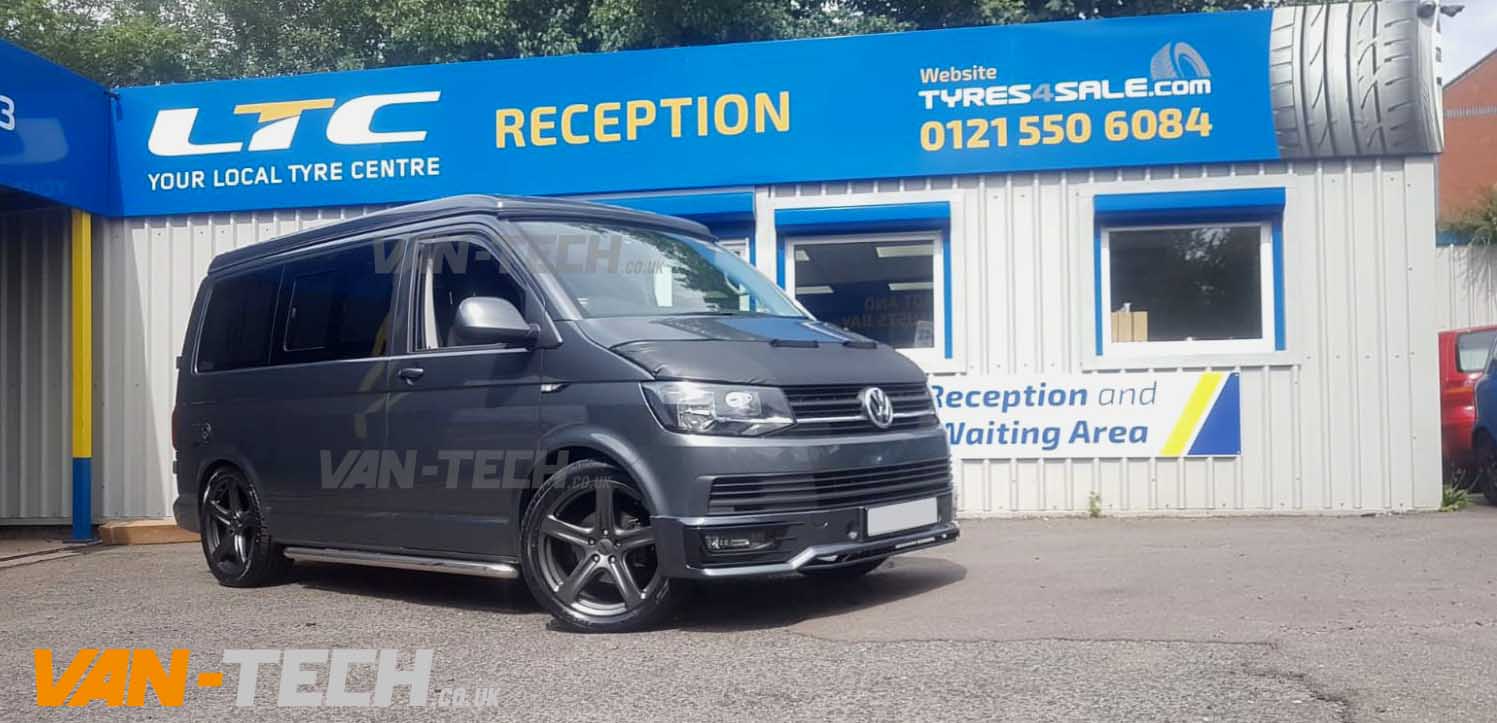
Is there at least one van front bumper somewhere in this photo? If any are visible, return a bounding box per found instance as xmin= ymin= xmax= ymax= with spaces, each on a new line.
xmin=651 ymin=492 xmax=958 ymax=579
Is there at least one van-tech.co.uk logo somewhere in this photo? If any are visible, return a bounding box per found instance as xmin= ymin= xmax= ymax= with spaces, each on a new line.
xmin=33 ymin=647 xmax=498 ymax=708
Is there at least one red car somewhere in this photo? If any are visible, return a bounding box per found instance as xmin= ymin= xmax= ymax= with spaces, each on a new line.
xmin=1440 ymin=325 xmax=1497 ymax=484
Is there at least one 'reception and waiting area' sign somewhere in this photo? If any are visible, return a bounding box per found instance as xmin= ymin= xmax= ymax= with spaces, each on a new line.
xmin=930 ymin=372 xmax=1240 ymax=459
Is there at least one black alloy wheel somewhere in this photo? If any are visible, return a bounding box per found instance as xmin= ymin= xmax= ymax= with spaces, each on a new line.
xmin=199 ymin=467 xmax=290 ymax=586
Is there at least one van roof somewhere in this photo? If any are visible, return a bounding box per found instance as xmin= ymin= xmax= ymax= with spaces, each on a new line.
xmin=207 ymin=194 xmax=714 ymax=274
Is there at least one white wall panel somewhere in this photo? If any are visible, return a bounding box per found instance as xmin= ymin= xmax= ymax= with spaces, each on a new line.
xmin=762 ymin=158 xmax=1441 ymax=514
xmin=0 ymin=208 xmax=72 ymax=523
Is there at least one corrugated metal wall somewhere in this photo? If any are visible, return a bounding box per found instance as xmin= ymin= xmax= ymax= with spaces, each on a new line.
xmin=0 ymin=208 xmax=72 ymax=523
xmin=757 ymin=158 xmax=1442 ymax=515
xmin=1434 ymin=245 xmax=1497 ymax=331
xmin=95 ymin=159 xmax=1442 ymax=519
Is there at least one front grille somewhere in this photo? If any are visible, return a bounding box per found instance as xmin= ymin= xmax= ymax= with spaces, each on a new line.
xmin=707 ymin=458 xmax=951 ymax=515
xmin=776 ymin=382 xmax=938 ymax=437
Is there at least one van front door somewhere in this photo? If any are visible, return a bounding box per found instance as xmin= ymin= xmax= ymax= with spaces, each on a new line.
xmin=381 ymin=233 xmax=543 ymax=557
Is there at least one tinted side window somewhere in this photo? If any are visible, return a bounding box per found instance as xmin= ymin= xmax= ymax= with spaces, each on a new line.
xmin=196 ymin=266 xmax=282 ymax=372
xmin=276 ymin=240 xmax=399 ymax=364
xmin=284 ymin=270 xmax=337 ymax=351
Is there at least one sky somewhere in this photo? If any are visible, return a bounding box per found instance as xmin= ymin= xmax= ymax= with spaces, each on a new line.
xmin=1443 ymin=1 xmax=1497 ymax=83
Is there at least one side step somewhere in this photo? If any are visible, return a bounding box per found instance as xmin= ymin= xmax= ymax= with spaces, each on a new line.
xmin=283 ymin=547 xmax=520 ymax=579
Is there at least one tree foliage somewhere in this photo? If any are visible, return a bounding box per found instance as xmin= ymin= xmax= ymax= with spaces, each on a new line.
xmin=585 ymin=0 xmax=907 ymax=51
xmin=1444 ymin=189 xmax=1497 ymax=247
xmin=2 ymin=0 xmax=215 ymax=84
xmin=3 ymin=0 xmax=1280 ymax=87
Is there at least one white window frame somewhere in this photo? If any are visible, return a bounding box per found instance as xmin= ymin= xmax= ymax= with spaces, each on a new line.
xmin=1100 ymin=221 xmax=1276 ymax=357
xmin=782 ymin=231 xmax=947 ymax=366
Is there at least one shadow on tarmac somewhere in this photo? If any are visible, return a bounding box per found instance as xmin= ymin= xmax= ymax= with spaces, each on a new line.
xmin=291 ymin=562 xmax=543 ymax=614
xmin=286 ymin=553 xmax=966 ymax=633
xmin=673 ymin=555 xmax=967 ymax=633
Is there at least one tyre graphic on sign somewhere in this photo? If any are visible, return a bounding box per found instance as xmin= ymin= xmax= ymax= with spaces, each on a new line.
xmin=1269 ymin=1 xmax=1443 ymax=159
xmin=1150 ymin=41 xmax=1211 ymax=82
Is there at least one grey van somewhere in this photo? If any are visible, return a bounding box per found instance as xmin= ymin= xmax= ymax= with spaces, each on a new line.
xmin=173 ymin=195 xmax=957 ymax=632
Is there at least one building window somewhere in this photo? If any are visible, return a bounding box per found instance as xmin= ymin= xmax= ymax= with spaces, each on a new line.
xmin=783 ymin=233 xmax=944 ymax=356
xmin=718 ymin=238 xmax=750 ymax=261
xmin=1100 ymin=222 xmax=1275 ymax=355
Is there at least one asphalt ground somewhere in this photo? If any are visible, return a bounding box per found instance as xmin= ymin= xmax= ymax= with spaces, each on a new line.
xmin=4 ymin=503 xmax=1497 ymax=722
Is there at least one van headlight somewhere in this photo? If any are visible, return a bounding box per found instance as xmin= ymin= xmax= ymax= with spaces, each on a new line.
xmin=642 ymin=382 xmax=795 ymax=436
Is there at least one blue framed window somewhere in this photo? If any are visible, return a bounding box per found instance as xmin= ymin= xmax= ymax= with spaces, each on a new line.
xmin=775 ymin=203 xmax=954 ymax=362
xmin=1093 ymin=188 xmax=1286 ymax=357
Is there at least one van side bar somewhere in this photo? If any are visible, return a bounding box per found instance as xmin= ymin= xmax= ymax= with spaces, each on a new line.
xmin=283 ymin=547 xmax=520 ymax=579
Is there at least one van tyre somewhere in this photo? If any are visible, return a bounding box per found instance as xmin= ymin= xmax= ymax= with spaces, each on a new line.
xmin=199 ymin=467 xmax=291 ymax=587
xmin=1476 ymin=433 xmax=1497 ymax=506
xmin=1268 ymin=2 xmax=1441 ymax=159
xmin=521 ymin=461 xmax=680 ymax=633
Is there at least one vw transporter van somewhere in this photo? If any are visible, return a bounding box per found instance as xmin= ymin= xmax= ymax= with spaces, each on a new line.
xmin=173 ymin=195 xmax=958 ymax=632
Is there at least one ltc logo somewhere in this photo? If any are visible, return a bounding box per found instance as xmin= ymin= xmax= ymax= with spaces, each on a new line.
xmin=148 ymin=91 xmax=440 ymax=157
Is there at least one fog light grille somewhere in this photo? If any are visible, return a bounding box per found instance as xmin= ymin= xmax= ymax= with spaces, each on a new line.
xmin=708 ymin=458 xmax=951 ymax=515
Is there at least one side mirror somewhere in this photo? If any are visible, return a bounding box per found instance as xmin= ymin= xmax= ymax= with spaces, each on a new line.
xmin=452 ymin=297 xmax=536 ymax=346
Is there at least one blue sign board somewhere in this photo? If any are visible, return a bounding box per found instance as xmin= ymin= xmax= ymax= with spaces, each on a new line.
xmin=109 ymin=10 xmax=1279 ymax=217
xmin=0 ymin=7 xmax=1450 ymax=218
xmin=0 ymin=40 xmax=113 ymax=213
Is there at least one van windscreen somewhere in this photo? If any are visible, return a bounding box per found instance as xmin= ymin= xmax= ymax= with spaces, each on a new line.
xmin=514 ymin=221 xmax=804 ymax=319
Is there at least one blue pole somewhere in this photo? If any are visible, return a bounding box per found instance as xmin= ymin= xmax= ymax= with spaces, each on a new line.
xmin=71 ymin=458 xmax=92 ymax=541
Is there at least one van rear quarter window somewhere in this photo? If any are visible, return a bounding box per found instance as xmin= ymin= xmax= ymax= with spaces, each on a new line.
xmin=196 ymin=266 xmax=281 ymax=372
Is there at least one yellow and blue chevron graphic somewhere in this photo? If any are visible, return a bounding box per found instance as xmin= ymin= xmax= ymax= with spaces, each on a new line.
xmin=1158 ymin=372 xmax=1241 ymax=457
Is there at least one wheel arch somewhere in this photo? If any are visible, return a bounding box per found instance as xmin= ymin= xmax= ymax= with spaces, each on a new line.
xmin=531 ymin=426 xmax=667 ymax=517
xmin=191 ymin=453 xmax=275 ymax=531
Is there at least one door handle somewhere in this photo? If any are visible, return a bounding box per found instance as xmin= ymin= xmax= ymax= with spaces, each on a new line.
xmin=397 ymin=367 xmax=426 ymax=383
